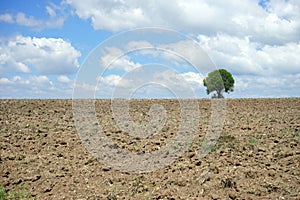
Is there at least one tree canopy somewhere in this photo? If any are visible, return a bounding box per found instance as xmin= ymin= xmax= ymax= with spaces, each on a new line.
xmin=203 ymin=69 xmax=234 ymax=98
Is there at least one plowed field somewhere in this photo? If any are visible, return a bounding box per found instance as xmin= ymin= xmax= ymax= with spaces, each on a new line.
xmin=1 ymin=98 xmax=299 ymax=199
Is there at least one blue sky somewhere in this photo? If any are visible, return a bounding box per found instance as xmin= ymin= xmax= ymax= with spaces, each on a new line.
xmin=0 ymin=0 xmax=299 ymax=98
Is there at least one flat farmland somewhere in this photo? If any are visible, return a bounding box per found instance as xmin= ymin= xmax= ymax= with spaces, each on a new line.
xmin=0 ymin=98 xmax=299 ymax=199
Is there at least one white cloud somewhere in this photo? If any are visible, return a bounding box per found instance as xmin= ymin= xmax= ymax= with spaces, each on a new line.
xmin=0 ymin=11 xmax=65 ymax=30
xmin=66 ymin=0 xmax=300 ymax=44
xmin=8 ymin=75 xmax=53 ymax=86
xmin=100 ymin=47 xmax=141 ymax=72
xmin=0 ymin=35 xmax=81 ymax=75
xmin=231 ymin=74 xmax=300 ymax=98
xmin=0 ymin=77 xmax=12 ymax=84
xmin=264 ymin=0 xmax=300 ymax=19
xmin=57 ymin=75 xmax=72 ymax=83
xmin=0 ymin=13 xmax=14 ymax=23
xmin=94 ymin=68 xmax=202 ymax=98
xmin=197 ymin=34 xmax=300 ymax=76
xmin=12 ymin=76 xmax=21 ymax=82
xmin=15 ymin=12 xmax=40 ymax=27
xmin=257 ymin=43 xmax=300 ymax=74
xmin=65 ymin=0 xmax=149 ymax=31
xmin=98 ymin=74 xmax=122 ymax=87
xmin=46 ymin=6 xmax=57 ymax=17
xmin=181 ymin=72 xmax=204 ymax=86
xmin=158 ymin=40 xmax=214 ymax=71
xmin=0 ymin=2 xmax=66 ymax=30
xmin=0 ymin=75 xmax=52 ymax=97
xmin=125 ymin=40 xmax=153 ymax=50
xmin=0 ymin=75 xmax=76 ymax=98
xmin=101 ymin=39 xmax=215 ymax=73
xmin=33 ymin=75 xmax=52 ymax=84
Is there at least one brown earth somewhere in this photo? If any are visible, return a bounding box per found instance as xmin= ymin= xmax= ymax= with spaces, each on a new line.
xmin=0 ymin=98 xmax=299 ymax=199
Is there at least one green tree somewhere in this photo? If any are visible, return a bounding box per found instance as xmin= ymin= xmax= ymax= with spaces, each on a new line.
xmin=203 ymin=69 xmax=234 ymax=98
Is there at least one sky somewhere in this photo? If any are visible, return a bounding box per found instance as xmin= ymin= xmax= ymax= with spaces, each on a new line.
xmin=0 ymin=0 xmax=299 ymax=99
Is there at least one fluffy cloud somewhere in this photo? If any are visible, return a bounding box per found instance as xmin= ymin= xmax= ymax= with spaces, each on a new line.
xmin=0 ymin=77 xmax=12 ymax=84
xmin=0 ymin=2 xmax=66 ymax=30
xmin=100 ymin=47 xmax=141 ymax=72
xmin=0 ymin=11 xmax=65 ymax=30
xmin=0 ymin=75 xmax=52 ymax=98
xmin=0 ymin=75 xmax=76 ymax=98
xmin=125 ymin=41 xmax=153 ymax=50
xmin=66 ymin=0 xmax=300 ymax=44
xmin=231 ymin=74 xmax=300 ymax=98
xmin=98 ymin=74 xmax=127 ymax=88
xmin=0 ymin=13 xmax=14 ymax=23
xmin=181 ymin=72 xmax=204 ymax=86
xmin=99 ymin=38 xmax=215 ymax=75
xmin=93 ymin=68 xmax=205 ymax=98
xmin=57 ymin=75 xmax=72 ymax=83
xmin=65 ymin=0 xmax=149 ymax=31
xmin=257 ymin=43 xmax=300 ymax=74
xmin=197 ymin=34 xmax=300 ymax=76
xmin=0 ymin=35 xmax=81 ymax=75
xmin=158 ymin=40 xmax=214 ymax=71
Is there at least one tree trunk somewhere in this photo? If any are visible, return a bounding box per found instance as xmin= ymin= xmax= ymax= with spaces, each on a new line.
xmin=217 ymin=90 xmax=224 ymax=98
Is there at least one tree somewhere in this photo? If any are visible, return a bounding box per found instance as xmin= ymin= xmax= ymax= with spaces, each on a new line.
xmin=203 ymin=69 xmax=234 ymax=98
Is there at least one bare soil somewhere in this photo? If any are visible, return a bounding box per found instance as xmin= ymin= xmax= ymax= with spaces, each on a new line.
xmin=0 ymin=98 xmax=299 ymax=199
